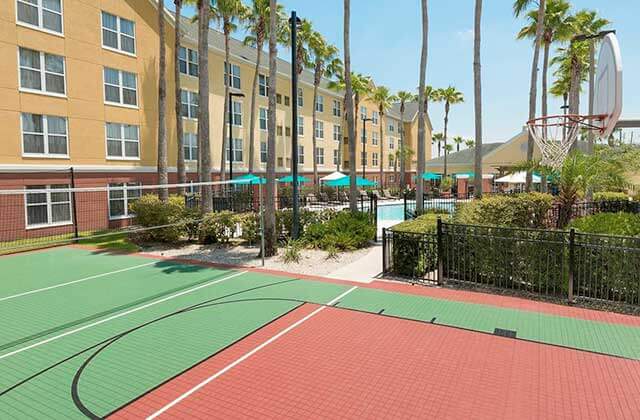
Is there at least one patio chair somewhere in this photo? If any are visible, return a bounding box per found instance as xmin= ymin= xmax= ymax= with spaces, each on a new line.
xmin=383 ymin=189 xmax=396 ymax=199
xmin=371 ymin=190 xmax=386 ymax=201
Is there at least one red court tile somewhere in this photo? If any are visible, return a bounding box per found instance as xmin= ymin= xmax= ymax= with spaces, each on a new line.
xmin=112 ymin=306 xmax=640 ymax=420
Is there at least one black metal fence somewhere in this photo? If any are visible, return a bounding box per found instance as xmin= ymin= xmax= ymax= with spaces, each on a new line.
xmin=382 ymin=221 xmax=640 ymax=306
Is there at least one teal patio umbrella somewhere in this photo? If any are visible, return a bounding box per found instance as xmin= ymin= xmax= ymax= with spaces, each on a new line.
xmin=231 ymin=173 xmax=266 ymax=185
xmin=326 ymin=176 xmax=377 ymax=187
xmin=421 ymin=172 xmax=442 ymax=181
xmin=278 ymin=175 xmax=310 ymax=184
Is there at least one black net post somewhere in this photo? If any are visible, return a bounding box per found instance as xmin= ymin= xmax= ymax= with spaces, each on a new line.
xmin=568 ymin=228 xmax=575 ymax=303
xmin=437 ymin=217 xmax=444 ymax=285
xmin=70 ymin=167 xmax=79 ymax=239
xmin=382 ymin=227 xmax=387 ymax=272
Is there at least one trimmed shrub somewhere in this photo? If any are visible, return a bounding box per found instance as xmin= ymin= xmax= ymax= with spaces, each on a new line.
xmin=276 ymin=209 xmax=322 ymax=238
xmin=198 ymin=211 xmax=236 ymax=244
xmin=129 ymin=194 xmax=186 ymax=242
xmin=569 ymin=213 xmax=640 ymax=236
xmin=391 ymin=213 xmax=448 ymax=234
xmin=237 ymin=212 xmax=260 ymax=244
xmin=454 ymin=193 xmax=553 ymax=228
xmin=304 ymin=211 xmax=375 ymax=251
xmin=593 ymin=192 xmax=630 ymax=202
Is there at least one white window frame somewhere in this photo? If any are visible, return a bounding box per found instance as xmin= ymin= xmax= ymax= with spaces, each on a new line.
xmin=21 ymin=113 xmax=68 ymax=158
xmin=258 ymin=74 xmax=269 ymax=97
xmin=297 ymin=116 xmax=304 ymax=136
xmin=105 ymin=122 xmax=140 ymax=160
xmin=260 ymin=141 xmax=267 ymax=163
xmin=180 ymin=89 xmax=198 ymax=119
xmin=24 ymin=184 xmax=73 ymax=229
xmin=389 ymin=137 xmax=395 ymax=149
xmin=259 ymin=107 xmax=268 ymax=131
xmin=372 ymin=111 xmax=379 ymax=125
xmin=226 ymin=138 xmax=243 ymax=163
xmin=183 ymin=132 xmax=198 ymax=162
xmin=103 ymin=67 xmax=138 ymax=108
xmin=16 ymin=0 xmax=64 ymax=36
xmin=101 ymin=11 xmax=136 ymax=56
xmin=298 ymin=145 xmax=305 ymax=165
xmin=18 ymin=47 xmax=66 ymax=97
xmin=361 ymin=130 xmax=366 ymax=144
xmin=229 ymin=100 xmax=242 ymax=127
xmin=315 ymin=147 xmax=325 ymax=165
xmin=297 ymin=87 xmax=304 ymax=107
xmin=179 ymin=47 xmax=199 ymax=77
xmin=389 ymin=155 xmax=395 ymax=169
xmin=372 ymin=152 xmax=379 ymax=166
xmin=332 ymin=99 xmax=341 ymax=117
xmin=333 ymin=124 xmax=341 ymax=142
xmin=314 ymin=120 xmax=324 ymax=139
xmin=361 ymin=151 xmax=367 ymax=166
xmin=360 ymin=106 xmax=367 ymax=120
xmin=108 ymin=182 xmax=141 ymax=220
xmin=388 ymin=122 xmax=395 ymax=132
xmin=333 ymin=149 xmax=339 ymax=165
xmin=315 ymin=95 xmax=324 ymax=113
xmin=372 ymin=131 xmax=379 ymax=145
xmin=224 ymin=62 xmax=241 ymax=89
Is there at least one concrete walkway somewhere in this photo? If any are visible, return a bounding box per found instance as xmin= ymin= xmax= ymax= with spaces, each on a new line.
xmin=326 ymin=243 xmax=382 ymax=283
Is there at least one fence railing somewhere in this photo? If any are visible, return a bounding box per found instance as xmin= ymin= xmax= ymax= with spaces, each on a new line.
xmin=382 ymin=220 xmax=640 ymax=306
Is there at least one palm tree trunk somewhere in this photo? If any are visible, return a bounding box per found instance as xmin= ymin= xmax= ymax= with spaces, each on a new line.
xmin=473 ymin=0 xmax=483 ymax=198
xmin=399 ymin=109 xmax=405 ymax=190
xmin=541 ymin=42 xmax=550 ymax=119
xmin=379 ymin=112 xmax=384 ymax=188
xmin=248 ymin=38 xmax=264 ymax=174
xmin=525 ymin=0 xmax=545 ymax=192
xmin=157 ymin=0 xmax=168 ymax=201
xmin=264 ymin=0 xmax=278 ymax=256
xmin=344 ymin=0 xmax=357 ymax=212
xmin=587 ymin=40 xmax=595 ymax=155
xmin=220 ymin=26 xmax=231 ymax=181
xmin=416 ymin=0 xmax=428 ymax=214
xmin=312 ymin=64 xmax=321 ymax=191
xmin=175 ymin=0 xmax=186 ymax=194
xmin=443 ymin=106 xmax=449 ymax=178
xmin=197 ymin=0 xmax=212 ymax=213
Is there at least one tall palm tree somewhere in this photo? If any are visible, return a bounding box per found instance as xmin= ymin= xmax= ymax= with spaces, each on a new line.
xmin=309 ymin=32 xmax=341 ymax=188
xmin=465 ymin=138 xmax=475 ymax=148
xmin=343 ymin=0 xmax=357 ymax=211
xmin=453 ymin=135 xmax=464 ymax=152
xmin=157 ymin=0 xmax=168 ymax=201
xmin=434 ymin=86 xmax=464 ymax=177
xmin=174 ymin=0 xmax=186 ymax=194
xmin=515 ymin=0 xmax=546 ymax=192
xmin=473 ymin=0 xmax=483 ymax=198
xmin=396 ymin=90 xmax=415 ymax=190
xmin=197 ymin=0 xmax=212 ymax=212
xmin=416 ymin=0 xmax=429 ymax=213
xmin=244 ymin=0 xmax=284 ymax=173
xmin=263 ymin=0 xmax=278 ymax=256
xmin=370 ymin=86 xmax=397 ymax=189
xmin=432 ymin=132 xmax=443 ymax=157
xmin=211 ymin=0 xmax=247 ymax=181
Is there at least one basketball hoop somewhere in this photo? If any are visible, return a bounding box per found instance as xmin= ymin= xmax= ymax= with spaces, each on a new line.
xmin=526 ymin=114 xmax=606 ymax=169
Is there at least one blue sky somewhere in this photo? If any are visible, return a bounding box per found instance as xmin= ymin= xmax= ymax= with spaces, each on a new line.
xmin=167 ymin=1 xmax=640 ymax=144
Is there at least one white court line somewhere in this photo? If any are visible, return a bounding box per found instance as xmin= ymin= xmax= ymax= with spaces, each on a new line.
xmin=0 ymin=271 xmax=248 ymax=361
xmin=0 ymin=262 xmax=158 ymax=303
xmin=147 ymin=285 xmax=358 ymax=420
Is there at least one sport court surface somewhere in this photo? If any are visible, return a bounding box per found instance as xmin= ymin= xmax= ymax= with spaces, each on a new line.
xmin=1 ymin=247 xmax=639 ymax=419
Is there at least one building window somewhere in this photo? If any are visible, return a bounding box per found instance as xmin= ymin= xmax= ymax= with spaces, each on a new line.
xmin=224 ymin=62 xmax=241 ymax=89
xmin=361 ymin=130 xmax=366 ymax=144
xmin=258 ymin=74 xmax=269 ymax=96
xmin=226 ymin=138 xmax=243 ymax=162
xmin=361 ymin=152 xmax=368 ymax=166
xmin=297 ymin=87 xmax=304 ymax=107
xmin=183 ymin=132 xmax=198 ymax=161
xmin=372 ymin=152 xmax=379 ymax=166
xmin=19 ymin=47 xmax=65 ymax=96
xmin=389 ymin=137 xmax=395 ymax=149
xmin=276 ymin=93 xmax=282 ymax=104
xmin=21 ymin=113 xmax=67 ymax=157
xmin=101 ymin=11 xmax=135 ymax=55
xmin=284 ymin=96 xmax=290 ymax=106
xmin=316 ymin=148 xmax=325 ymax=165
xmin=388 ymin=122 xmax=395 ymax=132
xmin=277 ymin=125 xmax=283 ymax=136
xmin=372 ymin=131 xmax=378 ymax=145
xmin=298 ymin=145 xmax=304 ymax=165
xmin=104 ymin=67 xmax=137 ymax=107
xmin=226 ymin=100 xmax=242 ymax=126
xmin=389 ymin=155 xmax=395 ymax=168
xmin=17 ymin=0 xmax=63 ymax=34
xmin=332 ymin=99 xmax=341 ymax=117
xmin=108 ymin=183 xmax=141 ymax=220
xmin=372 ymin=111 xmax=379 ymax=125
xmin=389 ymin=175 xmax=395 ymax=183
xmin=297 ymin=116 xmax=304 ymax=136
xmin=283 ymin=127 xmax=290 ymax=137
xmin=180 ymin=90 xmax=198 ymax=119
xmin=277 ymin=157 xmax=283 ymax=167
xmin=360 ymin=106 xmax=367 ymax=120
xmin=315 ymin=95 xmax=324 ymax=112
xmin=333 ymin=124 xmax=342 ymax=142
xmin=314 ymin=120 xmax=324 ymax=139
xmin=179 ymin=47 xmax=198 ymax=77
xmin=333 ymin=149 xmax=339 ymax=165
xmin=260 ymin=142 xmax=267 ymax=163
xmin=106 ymin=122 xmax=140 ymax=159
xmin=26 ymin=184 xmax=72 ymax=228
xmin=259 ymin=107 xmax=267 ymax=131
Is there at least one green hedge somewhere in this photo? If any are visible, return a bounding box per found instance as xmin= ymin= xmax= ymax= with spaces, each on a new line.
xmin=569 ymin=213 xmax=640 ymax=236
xmin=391 ymin=213 xmax=448 ymax=234
xmin=304 ymin=211 xmax=375 ymax=251
xmin=593 ymin=192 xmax=630 ymax=202
xmin=454 ymin=193 xmax=553 ymax=228
xmin=129 ymin=195 xmax=189 ymax=243
xmin=198 ymin=211 xmax=236 ymax=244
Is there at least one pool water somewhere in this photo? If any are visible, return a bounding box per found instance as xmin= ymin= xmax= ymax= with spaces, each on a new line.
xmin=377 ymin=203 xmax=405 ymax=222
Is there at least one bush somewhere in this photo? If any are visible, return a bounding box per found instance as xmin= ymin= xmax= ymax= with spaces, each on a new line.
xmin=129 ymin=194 xmax=186 ymax=242
xmin=593 ymin=192 xmax=630 ymax=202
xmin=276 ymin=209 xmax=323 ymax=238
xmin=281 ymin=239 xmax=303 ymax=264
xmin=198 ymin=211 xmax=236 ymax=244
xmin=454 ymin=193 xmax=553 ymax=228
xmin=304 ymin=211 xmax=375 ymax=251
xmin=391 ymin=213 xmax=448 ymax=234
xmin=237 ymin=212 xmax=260 ymax=244
xmin=569 ymin=213 xmax=640 ymax=236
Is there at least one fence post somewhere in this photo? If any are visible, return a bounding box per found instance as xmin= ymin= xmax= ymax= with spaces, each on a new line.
xmin=403 ymin=191 xmax=408 ymax=221
xmin=70 ymin=167 xmax=79 ymax=239
xmin=437 ymin=217 xmax=444 ymax=285
xmin=382 ymin=227 xmax=387 ymax=273
xmin=568 ymin=228 xmax=575 ymax=303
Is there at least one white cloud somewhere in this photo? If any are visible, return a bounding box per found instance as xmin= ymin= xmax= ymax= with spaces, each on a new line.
xmin=457 ymin=29 xmax=474 ymax=42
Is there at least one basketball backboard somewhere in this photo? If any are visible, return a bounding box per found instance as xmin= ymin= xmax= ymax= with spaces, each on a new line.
xmin=593 ymin=32 xmax=623 ymax=139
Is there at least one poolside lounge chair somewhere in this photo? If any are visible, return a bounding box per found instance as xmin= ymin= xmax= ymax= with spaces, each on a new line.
xmin=306 ymin=193 xmax=319 ymax=206
xmin=382 ymin=189 xmax=396 ymax=200
xmin=371 ymin=190 xmax=386 ymax=201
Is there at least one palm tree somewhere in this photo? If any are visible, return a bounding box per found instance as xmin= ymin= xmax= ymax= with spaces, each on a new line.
xmin=434 ymin=86 xmax=464 ymax=177
xmin=244 ymin=0 xmax=284 ymax=173
xmin=157 ymin=0 xmax=168 ymax=201
xmin=196 ymin=0 xmax=212 ymax=212
xmin=416 ymin=0 xmax=429 ymax=213
xmin=309 ymin=32 xmax=341 ymax=189
xmin=174 ymin=0 xmax=186 ymax=194
xmin=444 ymin=144 xmax=453 ymax=154
xmin=473 ymin=0 xmax=483 ymax=198
xmin=432 ymin=132 xmax=443 ymax=157
xmin=396 ymin=90 xmax=415 ymax=190
xmin=515 ymin=0 xmax=546 ymax=192
xmin=370 ymin=86 xmax=397 ymax=189
xmin=465 ymin=138 xmax=475 ymax=148
xmin=263 ymin=0 xmax=278 ymax=256
xmin=453 ymin=135 xmax=464 ymax=152
xmin=211 ymin=0 xmax=247 ymax=181
xmin=343 ymin=0 xmax=357 ymax=211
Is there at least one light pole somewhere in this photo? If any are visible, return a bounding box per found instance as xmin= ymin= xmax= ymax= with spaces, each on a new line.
xmin=290 ymin=11 xmax=302 ymax=239
xmin=228 ymin=91 xmax=245 ymax=180
xmin=361 ymin=116 xmax=373 ymax=179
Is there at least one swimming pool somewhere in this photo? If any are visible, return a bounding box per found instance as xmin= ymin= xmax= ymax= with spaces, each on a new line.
xmin=377 ymin=203 xmax=405 ymax=222
xmin=376 ymin=199 xmax=462 ymax=223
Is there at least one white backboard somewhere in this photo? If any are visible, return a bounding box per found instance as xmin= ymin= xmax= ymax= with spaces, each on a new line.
xmin=593 ymin=33 xmax=623 ymax=138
